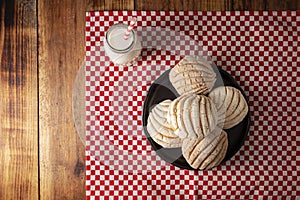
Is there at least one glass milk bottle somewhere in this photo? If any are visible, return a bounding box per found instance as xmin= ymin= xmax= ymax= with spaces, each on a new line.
xmin=104 ymin=23 xmax=142 ymax=66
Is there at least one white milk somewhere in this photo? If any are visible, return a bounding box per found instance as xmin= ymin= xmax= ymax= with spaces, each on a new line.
xmin=104 ymin=23 xmax=142 ymax=65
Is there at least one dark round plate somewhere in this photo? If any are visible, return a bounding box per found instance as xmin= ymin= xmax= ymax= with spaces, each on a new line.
xmin=142 ymin=66 xmax=251 ymax=170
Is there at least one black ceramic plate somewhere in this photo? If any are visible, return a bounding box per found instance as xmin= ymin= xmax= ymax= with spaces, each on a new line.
xmin=142 ymin=67 xmax=251 ymax=170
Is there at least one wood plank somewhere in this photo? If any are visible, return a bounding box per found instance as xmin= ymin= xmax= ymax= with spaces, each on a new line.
xmin=265 ymin=0 xmax=299 ymax=10
xmin=87 ymin=0 xmax=299 ymax=11
xmin=265 ymin=0 xmax=286 ymax=10
xmin=232 ymin=0 xmax=266 ymax=10
xmin=87 ymin=0 xmax=134 ymax=11
xmin=232 ymin=0 xmax=299 ymax=10
xmin=136 ymin=0 xmax=232 ymax=11
xmin=38 ymin=0 xmax=86 ymax=199
xmin=0 ymin=0 xmax=39 ymax=199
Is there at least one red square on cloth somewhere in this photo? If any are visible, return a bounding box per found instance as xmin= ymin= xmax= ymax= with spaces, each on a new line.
xmin=86 ymin=11 xmax=300 ymax=199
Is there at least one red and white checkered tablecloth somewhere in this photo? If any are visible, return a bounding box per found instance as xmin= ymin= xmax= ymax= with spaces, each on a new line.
xmin=85 ymin=11 xmax=300 ymax=199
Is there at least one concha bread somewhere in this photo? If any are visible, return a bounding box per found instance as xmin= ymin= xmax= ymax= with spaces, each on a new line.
xmin=169 ymin=56 xmax=217 ymax=95
xmin=209 ymin=86 xmax=248 ymax=129
xmin=147 ymin=99 xmax=183 ymax=148
xmin=182 ymin=127 xmax=228 ymax=170
xmin=168 ymin=94 xmax=218 ymax=139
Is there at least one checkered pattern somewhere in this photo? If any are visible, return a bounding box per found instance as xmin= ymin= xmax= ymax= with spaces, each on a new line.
xmin=86 ymin=11 xmax=300 ymax=199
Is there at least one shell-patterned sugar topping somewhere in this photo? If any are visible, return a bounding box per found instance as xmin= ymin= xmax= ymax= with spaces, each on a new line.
xmin=147 ymin=100 xmax=183 ymax=148
xmin=171 ymin=94 xmax=218 ymax=140
xmin=209 ymin=86 xmax=248 ymax=129
xmin=169 ymin=56 xmax=217 ymax=95
xmin=182 ymin=127 xmax=228 ymax=170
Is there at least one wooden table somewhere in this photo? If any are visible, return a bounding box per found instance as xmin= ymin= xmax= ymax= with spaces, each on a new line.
xmin=0 ymin=0 xmax=299 ymax=199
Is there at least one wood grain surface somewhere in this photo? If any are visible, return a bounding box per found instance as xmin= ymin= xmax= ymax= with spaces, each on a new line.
xmin=135 ymin=0 xmax=232 ymax=11
xmin=38 ymin=0 xmax=86 ymax=199
xmin=87 ymin=0 xmax=299 ymax=11
xmin=0 ymin=0 xmax=39 ymax=199
xmin=0 ymin=0 xmax=299 ymax=199
xmin=87 ymin=0 xmax=134 ymax=11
